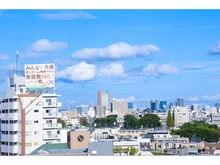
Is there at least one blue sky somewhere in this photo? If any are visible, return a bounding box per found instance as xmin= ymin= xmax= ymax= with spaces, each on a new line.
xmin=1 ymin=9 xmax=220 ymax=109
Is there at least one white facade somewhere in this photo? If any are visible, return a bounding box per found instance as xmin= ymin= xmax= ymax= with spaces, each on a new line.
xmin=173 ymin=106 xmax=191 ymax=127
xmin=0 ymin=73 xmax=62 ymax=156
xmin=87 ymin=106 xmax=95 ymax=118
xmin=112 ymin=98 xmax=128 ymax=119
xmin=58 ymin=128 xmax=71 ymax=143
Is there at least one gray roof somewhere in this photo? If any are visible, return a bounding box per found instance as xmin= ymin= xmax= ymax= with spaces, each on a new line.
xmin=88 ymin=141 xmax=113 ymax=156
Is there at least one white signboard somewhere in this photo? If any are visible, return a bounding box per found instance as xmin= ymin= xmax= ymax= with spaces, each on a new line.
xmin=24 ymin=63 xmax=55 ymax=88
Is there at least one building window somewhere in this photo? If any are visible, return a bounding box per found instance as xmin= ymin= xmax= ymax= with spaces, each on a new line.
xmin=25 ymin=143 xmax=32 ymax=147
xmin=25 ymin=121 xmax=32 ymax=125
xmin=34 ymin=142 xmax=39 ymax=145
xmin=34 ymin=110 xmax=39 ymax=113
xmin=34 ymin=131 xmax=39 ymax=135
xmin=34 ymin=120 xmax=39 ymax=123
xmin=25 ymin=131 xmax=32 ymax=136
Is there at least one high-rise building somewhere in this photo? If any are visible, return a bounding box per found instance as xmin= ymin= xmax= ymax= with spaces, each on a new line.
xmin=175 ymin=98 xmax=184 ymax=107
xmin=97 ymin=91 xmax=110 ymax=111
xmin=112 ymin=98 xmax=128 ymax=119
xmin=159 ymin=101 xmax=167 ymax=110
xmin=150 ymin=99 xmax=159 ymax=111
xmin=96 ymin=105 xmax=106 ymax=118
xmin=0 ymin=63 xmax=62 ymax=156
xmin=173 ymin=106 xmax=190 ymax=127
xmin=75 ymin=104 xmax=88 ymax=116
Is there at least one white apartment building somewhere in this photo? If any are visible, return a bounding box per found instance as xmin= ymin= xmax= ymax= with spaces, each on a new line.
xmin=0 ymin=63 xmax=62 ymax=156
xmin=173 ymin=106 xmax=191 ymax=127
xmin=112 ymin=98 xmax=129 ymax=119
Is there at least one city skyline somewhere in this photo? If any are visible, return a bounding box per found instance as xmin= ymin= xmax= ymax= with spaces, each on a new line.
xmin=1 ymin=10 xmax=220 ymax=109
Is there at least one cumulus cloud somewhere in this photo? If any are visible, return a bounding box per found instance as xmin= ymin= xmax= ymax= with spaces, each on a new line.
xmin=39 ymin=11 xmax=96 ymax=20
xmin=0 ymin=54 xmax=9 ymax=60
xmin=71 ymin=42 xmax=159 ymax=60
xmin=142 ymin=63 xmax=179 ymax=76
xmin=97 ymin=62 xmax=127 ymax=78
xmin=209 ymin=41 xmax=220 ymax=54
xmin=22 ymin=39 xmax=68 ymax=58
xmin=29 ymin=39 xmax=68 ymax=52
xmin=56 ymin=61 xmax=96 ymax=81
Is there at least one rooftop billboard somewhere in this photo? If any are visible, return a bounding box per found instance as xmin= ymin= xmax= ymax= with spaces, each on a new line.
xmin=24 ymin=63 xmax=55 ymax=88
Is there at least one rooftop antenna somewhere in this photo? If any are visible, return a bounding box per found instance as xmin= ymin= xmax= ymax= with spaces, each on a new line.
xmin=16 ymin=50 xmax=19 ymax=76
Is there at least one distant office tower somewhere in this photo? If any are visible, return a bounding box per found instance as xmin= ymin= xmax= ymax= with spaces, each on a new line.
xmin=128 ymin=102 xmax=134 ymax=109
xmin=159 ymin=101 xmax=167 ymax=110
xmin=96 ymin=105 xmax=106 ymax=118
xmin=97 ymin=90 xmax=110 ymax=111
xmin=173 ymin=106 xmax=190 ymax=126
xmin=168 ymin=103 xmax=174 ymax=109
xmin=150 ymin=99 xmax=159 ymax=111
xmin=175 ymin=98 xmax=184 ymax=107
xmin=76 ymin=104 xmax=88 ymax=116
xmin=112 ymin=98 xmax=128 ymax=119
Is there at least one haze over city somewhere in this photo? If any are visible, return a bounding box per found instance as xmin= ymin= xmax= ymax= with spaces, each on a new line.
xmin=1 ymin=9 xmax=220 ymax=109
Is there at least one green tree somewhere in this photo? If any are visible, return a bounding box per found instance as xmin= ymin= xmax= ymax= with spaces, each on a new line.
xmin=123 ymin=114 xmax=138 ymax=129
xmin=166 ymin=110 xmax=175 ymax=127
xmin=139 ymin=113 xmax=161 ymax=128
xmin=82 ymin=119 xmax=89 ymax=127
xmin=57 ymin=118 xmax=66 ymax=128
xmin=171 ymin=121 xmax=220 ymax=142
xmin=106 ymin=115 xmax=117 ymax=127
xmin=92 ymin=118 xmax=107 ymax=128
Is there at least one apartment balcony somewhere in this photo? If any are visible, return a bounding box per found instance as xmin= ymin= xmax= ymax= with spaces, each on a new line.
xmin=43 ymin=102 xmax=62 ymax=107
xmin=1 ymin=134 xmax=18 ymax=142
xmin=1 ymin=124 xmax=19 ymax=131
xmin=43 ymin=113 xmax=58 ymax=118
xmin=1 ymin=144 xmax=18 ymax=153
xmin=43 ymin=123 xmax=59 ymax=129
xmin=0 ymin=113 xmax=19 ymax=120
xmin=1 ymin=102 xmax=18 ymax=110
xmin=43 ymin=134 xmax=60 ymax=140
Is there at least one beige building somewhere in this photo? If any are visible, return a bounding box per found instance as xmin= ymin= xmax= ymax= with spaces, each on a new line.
xmin=112 ymin=98 xmax=129 ymax=119
xmin=152 ymin=112 xmax=167 ymax=126
xmin=173 ymin=106 xmax=190 ymax=127
xmin=67 ymin=129 xmax=91 ymax=149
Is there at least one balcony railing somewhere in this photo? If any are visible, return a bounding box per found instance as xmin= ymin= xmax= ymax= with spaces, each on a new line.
xmin=43 ymin=113 xmax=58 ymax=118
xmin=43 ymin=134 xmax=60 ymax=139
xmin=43 ymin=123 xmax=58 ymax=129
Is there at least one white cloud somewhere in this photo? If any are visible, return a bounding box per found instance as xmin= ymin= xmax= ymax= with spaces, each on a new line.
xmin=142 ymin=63 xmax=179 ymax=76
xmin=71 ymin=42 xmax=159 ymax=60
xmin=187 ymin=96 xmax=199 ymax=101
xmin=202 ymin=94 xmax=220 ymax=101
xmin=39 ymin=11 xmax=96 ymax=20
xmin=210 ymin=41 xmax=220 ymax=54
xmin=126 ymin=96 xmax=136 ymax=102
xmin=22 ymin=39 xmax=68 ymax=58
xmin=56 ymin=61 xmax=96 ymax=81
xmin=30 ymin=39 xmax=68 ymax=52
xmin=97 ymin=62 xmax=127 ymax=78
xmin=158 ymin=64 xmax=180 ymax=75
xmin=0 ymin=54 xmax=9 ymax=60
